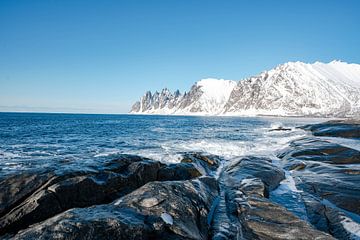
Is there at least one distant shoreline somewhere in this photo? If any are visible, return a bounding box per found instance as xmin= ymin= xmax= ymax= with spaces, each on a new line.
xmin=0 ymin=111 xmax=349 ymax=121
xmin=0 ymin=111 xmax=347 ymax=120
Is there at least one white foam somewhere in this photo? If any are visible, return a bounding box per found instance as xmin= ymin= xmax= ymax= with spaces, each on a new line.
xmin=0 ymin=150 xmax=22 ymax=159
xmin=94 ymin=150 xmax=122 ymax=158
xmin=272 ymin=171 xmax=301 ymax=195
xmin=129 ymin=121 xmax=308 ymax=163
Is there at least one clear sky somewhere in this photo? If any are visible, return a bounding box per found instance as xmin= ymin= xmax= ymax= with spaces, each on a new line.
xmin=1 ymin=0 xmax=359 ymax=113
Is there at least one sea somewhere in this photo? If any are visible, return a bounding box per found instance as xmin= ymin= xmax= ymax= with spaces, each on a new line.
xmin=3 ymin=112 xmax=360 ymax=227
xmin=0 ymin=112 xmax=324 ymax=178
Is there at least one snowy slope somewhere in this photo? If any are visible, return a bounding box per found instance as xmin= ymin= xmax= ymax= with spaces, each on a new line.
xmin=131 ymin=78 xmax=237 ymax=115
xmin=130 ymin=61 xmax=360 ymax=117
xmin=224 ymin=61 xmax=360 ymax=117
xmin=180 ymin=79 xmax=237 ymax=114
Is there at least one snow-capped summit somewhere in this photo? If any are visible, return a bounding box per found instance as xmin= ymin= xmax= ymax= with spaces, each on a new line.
xmin=183 ymin=78 xmax=237 ymax=114
xmin=130 ymin=61 xmax=360 ymax=117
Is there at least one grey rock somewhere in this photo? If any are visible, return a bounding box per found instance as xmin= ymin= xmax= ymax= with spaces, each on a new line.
xmin=278 ymin=134 xmax=360 ymax=238
xmin=224 ymin=156 xmax=285 ymax=195
xmin=157 ymin=163 xmax=202 ymax=181
xmin=278 ymin=137 xmax=360 ymax=164
xmin=12 ymin=177 xmax=219 ymax=240
xmin=211 ymin=156 xmax=332 ymax=240
xmin=0 ymin=159 xmax=163 ymax=235
xmin=301 ymin=119 xmax=360 ymax=138
xmin=181 ymin=152 xmax=221 ymax=176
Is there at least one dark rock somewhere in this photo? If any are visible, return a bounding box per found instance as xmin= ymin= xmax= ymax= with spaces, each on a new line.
xmin=300 ymin=193 xmax=330 ymax=233
xmin=211 ymin=156 xmax=331 ymax=240
xmin=0 ymin=158 xmax=163 ymax=235
xmin=239 ymin=194 xmax=333 ymax=240
xmin=0 ymin=154 xmax=208 ymax=237
xmin=224 ymin=156 xmax=285 ymax=195
xmin=102 ymin=154 xmax=154 ymax=173
xmin=301 ymin=119 xmax=360 ymax=138
xmin=0 ymin=170 xmax=55 ymax=217
xmin=293 ymin=163 xmax=360 ymax=215
xmin=157 ymin=163 xmax=202 ymax=181
xmin=278 ymin=138 xmax=360 ymax=215
xmin=284 ymin=160 xmax=306 ymax=171
xmin=323 ymin=204 xmax=360 ymax=240
xmin=278 ymin=134 xmax=360 ymax=238
xmin=301 ymin=192 xmax=360 ymax=240
xmin=278 ymin=137 xmax=360 ymax=164
xmin=181 ymin=152 xmax=221 ymax=176
xmin=269 ymin=127 xmax=292 ymax=132
xmin=12 ymin=177 xmax=219 ymax=240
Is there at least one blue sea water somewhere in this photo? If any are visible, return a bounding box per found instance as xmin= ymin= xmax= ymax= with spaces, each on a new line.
xmin=0 ymin=112 xmax=320 ymax=177
xmin=4 ymin=112 xmax=350 ymax=222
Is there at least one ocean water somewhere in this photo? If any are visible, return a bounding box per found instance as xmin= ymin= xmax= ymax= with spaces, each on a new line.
xmin=0 ymin=112 xmax=322 ymax=177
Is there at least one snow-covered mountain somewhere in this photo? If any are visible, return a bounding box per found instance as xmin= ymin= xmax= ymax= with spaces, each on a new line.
xmin=131 ymin=78 xmax=237 ymax=115
xmin=130 ymin=61 xmax=360 ymax=117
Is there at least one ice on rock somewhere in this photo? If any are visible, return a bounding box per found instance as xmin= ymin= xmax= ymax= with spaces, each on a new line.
xmin=161 ymin=212 xmax=173 ymax=225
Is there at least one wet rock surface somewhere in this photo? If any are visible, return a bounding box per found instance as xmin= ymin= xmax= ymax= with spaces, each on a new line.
xmin=181 ymin=152 xmax=221 ymax=176
xmin=0 ymin=170 xmax=55 ymax=217
xmin=1 ymin=120 xmax=359 ymax=239
xmin=211 ymin=157 xmax=332 ymax=240
xmin=279 ymin=137 xmax=360 ymax=164
xmin=278 ymin=120 xmax=360 ymax=239
xmin=11 ymin=177 xmax=218 ymax=240
xmin=301 ymin=119 xmax=360 ymax=138
xmin=0 ymin=157 xmax=164 ymax=235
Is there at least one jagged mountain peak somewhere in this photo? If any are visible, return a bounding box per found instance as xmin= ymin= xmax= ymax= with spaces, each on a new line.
xmin=131 ymin=61 xmax=360 ymax=117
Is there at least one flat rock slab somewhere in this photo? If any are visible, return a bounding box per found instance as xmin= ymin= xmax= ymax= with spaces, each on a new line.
xmin=211 ymin=156 xmax=332 ymax=240
xmin=279 ymin=137 xmax=360 ymax=164
xmin=278 ymin=134 xmax=360 ymax=239
xmin=239 ymin=195 xmax=333 ymax=240
xmin=224 ymin=156 xmax=285 ymax=195
xmin=301 ymin=119 xmax=360 ymax=138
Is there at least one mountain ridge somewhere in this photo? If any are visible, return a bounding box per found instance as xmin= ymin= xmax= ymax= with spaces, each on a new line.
xmin=130 ymin=61 xmax=360 ymax=117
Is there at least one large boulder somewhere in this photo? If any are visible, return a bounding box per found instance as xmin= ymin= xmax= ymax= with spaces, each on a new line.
xmin=157 ymin=163 xmax=202 ymax=181
xmin=0 ymin=170 xmax=55 ymax=217
xmin=0 ymin=154 xmax=209 ymax=237
xmin=0 ymin=159 xmax=163 ymax=235
xmin=0 ymin=154 xmax=154 ymax=223
xmin=11 ymin=177 xmax=219 ymax=240
xmin=223 ymin=156 xmax=285 ymax=195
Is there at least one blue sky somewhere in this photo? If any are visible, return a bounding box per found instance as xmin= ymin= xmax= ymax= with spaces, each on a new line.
xmin=1 ymin=0 xmax=359 ymax=113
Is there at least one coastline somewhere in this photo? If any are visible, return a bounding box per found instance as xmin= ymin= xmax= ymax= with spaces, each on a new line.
xmin=0 ymin=118 xmax=359 ymax=239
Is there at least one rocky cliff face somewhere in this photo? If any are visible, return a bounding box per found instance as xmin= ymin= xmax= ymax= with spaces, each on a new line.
xmin=131 ymin=61 xmax=360 ymax=117
xmin=131 ymin=88 xmax=183 ymax=113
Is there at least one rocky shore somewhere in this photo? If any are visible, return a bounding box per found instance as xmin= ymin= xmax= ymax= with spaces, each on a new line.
xmin=0 ymin=120 xmax=359 ymax=239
